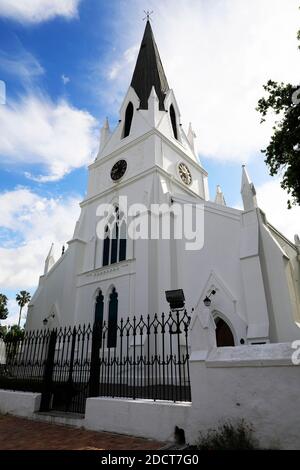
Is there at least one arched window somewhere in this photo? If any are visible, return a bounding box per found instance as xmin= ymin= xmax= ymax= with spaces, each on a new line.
xmin=119 ymin=217 xmax=127 ymax=262
xmin=110 ymin=213 xmax=118 ymax=264
xmin=215 ymin=317 xmax=234 ymax=347
xmin=123 ymin=102 xmax=134 ymax=138
xmin=170 ymin=104 xmax=178 ymax=140
xmin=102 ymin=206 xmax=127 ymax=267
xmin=107 ymin=288 xmax=118 ymax=348
xmin=94 ymin=291 xmax=104 ymax=325
xmin=102 ymin=225 xmax=110 ymax=266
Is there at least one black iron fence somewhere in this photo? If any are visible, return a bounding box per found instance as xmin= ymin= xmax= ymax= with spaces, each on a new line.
xmin=0 ymin=311 xmax=191 ymax=414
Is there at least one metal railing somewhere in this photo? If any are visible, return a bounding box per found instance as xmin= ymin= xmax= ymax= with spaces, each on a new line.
xmin=0 ymin=311 xmax=191 ymax=414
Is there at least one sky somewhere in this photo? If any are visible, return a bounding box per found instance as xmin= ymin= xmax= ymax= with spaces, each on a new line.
xmin=0 ymin=0 xmax=299 ymax=326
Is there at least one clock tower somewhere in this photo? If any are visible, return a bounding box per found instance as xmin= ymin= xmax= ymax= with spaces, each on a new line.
xmin=86 ymin=19 xmax=208 ymax=203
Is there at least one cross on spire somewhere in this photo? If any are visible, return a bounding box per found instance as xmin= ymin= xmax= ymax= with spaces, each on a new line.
xmin=143 ymin=10 xmax=153 ymax=22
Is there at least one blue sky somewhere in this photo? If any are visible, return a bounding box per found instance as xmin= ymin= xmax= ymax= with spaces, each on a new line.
xmin=0 ymin=0 xmax=299 ymax=324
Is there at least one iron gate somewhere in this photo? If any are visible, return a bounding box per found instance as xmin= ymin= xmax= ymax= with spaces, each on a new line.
xmin=0 ymin=311 xmax=191 ymax=414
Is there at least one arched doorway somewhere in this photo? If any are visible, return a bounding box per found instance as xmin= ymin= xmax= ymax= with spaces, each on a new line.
xmin=215 ymin=317 xmax=235 ymax=347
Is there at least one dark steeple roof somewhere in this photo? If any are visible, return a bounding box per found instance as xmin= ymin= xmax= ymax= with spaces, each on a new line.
xmin=130 ymin=20 xmax=169 ymax=111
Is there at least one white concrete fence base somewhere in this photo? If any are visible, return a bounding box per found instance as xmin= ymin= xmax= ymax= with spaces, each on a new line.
xmin=0 ymin=390 xmax=41 ymax=418
xmin=85 ymin=398 xmax=191 ymax=442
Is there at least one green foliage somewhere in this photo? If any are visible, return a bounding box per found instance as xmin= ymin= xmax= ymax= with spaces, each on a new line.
xmin=0 ymin=294 xmax=8 ymax=321
xmin=257 ymin=25 xmax=300 ymax=209
xmin=0 ymin=325 xmax=8 ymax=339
xmin=197 ymin=420 xmax=258 ymax=450
xmin=5 ymin=325 xmax=25 ymax=342
xmin=3 ymin=325 xmax=25 ymax=362
xmin=16 ymin=290 xmax=31 ymax=327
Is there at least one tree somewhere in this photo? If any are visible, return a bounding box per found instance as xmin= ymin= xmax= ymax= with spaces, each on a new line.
xmin=16 ymin=291 xmax=31 ymax=328
xmin=0 ymin=294 xmax=9 ymax=338
xmin=0 ymin=294 xmax=8 ymax=321
xmin=5 ymin=325 xmax=25 ymax=342
xmin=257 ymin=23 xmax=300 ymax=209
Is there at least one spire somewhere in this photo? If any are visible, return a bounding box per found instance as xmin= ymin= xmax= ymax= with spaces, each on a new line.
xmin=99 ymin=117 xmax=111 ymax=154
xmin=214 ymin=185 xmax=226 ymax=206
xmin=130 ymin=20 xmax=169 ymax=111
xmin=44 ymin=243 xmax=55 ymax=274
xmin=241 ymin=165 xmax=258 ymax=211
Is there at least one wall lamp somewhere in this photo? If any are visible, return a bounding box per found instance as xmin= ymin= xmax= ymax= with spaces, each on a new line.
xmin=203 ymin=289 xmax=216 ymax=307
xmin=43 ymin=314 xmax=55 ymax=326
xmin=165 ymin=289 xmax=185 ymax=311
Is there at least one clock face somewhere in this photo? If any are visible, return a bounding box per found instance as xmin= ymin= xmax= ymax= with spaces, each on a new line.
xmin=178 ymin=162 xmax=192 ymax=185
xmin=111 ymin=159 xmax=127 ymax=181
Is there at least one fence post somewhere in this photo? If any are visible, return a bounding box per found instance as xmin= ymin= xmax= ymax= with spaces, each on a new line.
xmin=40 ymin=329 xmax=57 ymax=412
xmin=64 ymin=326 xmax=77 ymax=412
xmin=89 ymin=322 xmax=101 ymax=397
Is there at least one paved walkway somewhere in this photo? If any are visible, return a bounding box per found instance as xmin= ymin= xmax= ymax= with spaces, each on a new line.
xmin=0 ymin=414 xmax=164 ymax=450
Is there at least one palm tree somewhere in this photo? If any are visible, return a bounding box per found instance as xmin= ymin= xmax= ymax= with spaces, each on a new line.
xmin=16 ymin=291 xmax=31 ymax=328
xmin=0 ymin=294 xmax=8 ymax=321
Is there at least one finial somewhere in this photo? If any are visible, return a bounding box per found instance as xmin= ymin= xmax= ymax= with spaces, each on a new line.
xmin=215 ymin=185 xmax=226 ymax=206
xmin=143 ymin=10 xmax=153 ymax=22
xmin=241 ymin=165 xmax=258 ymax=211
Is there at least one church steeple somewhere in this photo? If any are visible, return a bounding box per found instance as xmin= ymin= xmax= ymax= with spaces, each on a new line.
xmin=130 ymin=20 xmax=169 ymax=111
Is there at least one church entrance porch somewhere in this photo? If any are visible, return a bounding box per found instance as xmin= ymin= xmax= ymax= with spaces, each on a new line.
xmin=0 ymin=311 xmax=191 ymax=415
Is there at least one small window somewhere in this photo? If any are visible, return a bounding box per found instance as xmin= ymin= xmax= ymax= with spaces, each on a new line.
xmin=110 ymin=218 xmax=118 ymax=264
xmin=102 ymin=226 xmax=110 ymax=266
xmin=107 ymin=288 xmax=118 ymax=348
xmin=94 ymin=291 xmax=104 ymax=325
xmin=170 ymin=104 xmax=178 ymax=140
xmin=123 ymin=102 xmax=134 ymax=138
xmin=119 ymin=219 xmax=127 ymax=262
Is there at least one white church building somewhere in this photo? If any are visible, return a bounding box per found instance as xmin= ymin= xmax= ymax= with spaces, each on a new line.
xmin=26 ymin=20 xmax=300 ymax=347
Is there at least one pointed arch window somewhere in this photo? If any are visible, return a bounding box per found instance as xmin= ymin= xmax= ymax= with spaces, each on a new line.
xmin=119 ymin=217 xmax=127 ymax=262
xmin=123 ymin=102 xmax=134 ymax=138
xmin=102 ymin=225 xmax=110 ymax=267
xmin=94 ymin=291 xmax=104 ymax=325
xmin=107 ymin=287 xmax=118 ymax=348
xmin=110 ymin=213 xmax=118 ymax=264
xmin=170 ymin=104 xmax=178 ymax=140
xmin=102 ymin=206 xmax=127 ymax=267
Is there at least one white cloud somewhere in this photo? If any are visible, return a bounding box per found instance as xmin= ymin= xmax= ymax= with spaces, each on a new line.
xmin=0 ymin=48 xmax=44 ymax=82
xmin=2 ymin=299 xmax=25 ymax=327
xmin=254 ymin=179 xmax=300 ymax=242
xmin=0 ymin=93 xmax=98 ymax=181
xmin=103 ymin=0 xmax=300 ymax=162
xmin=0 ymin=187 xmax=81 ymax=290
xmin=0 ymin=0 xmax=82 ymax=24
xmin=107 ymin=45 xmax=139 ymax=81
xmin=61 ymin=74 xmax=70 ymax=85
